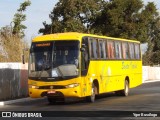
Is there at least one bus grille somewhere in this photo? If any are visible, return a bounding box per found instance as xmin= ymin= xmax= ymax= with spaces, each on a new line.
xmin=39 ymin=85 xmax=66 ymax=89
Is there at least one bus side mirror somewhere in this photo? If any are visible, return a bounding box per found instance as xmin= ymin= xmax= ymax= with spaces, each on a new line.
xmin=80 ymin=48 xmax=85 ymax=52
xmin=80 ymin=44 xmax=86 ymax=52
xmin=22 ymin=48 xmax=29 ymax=64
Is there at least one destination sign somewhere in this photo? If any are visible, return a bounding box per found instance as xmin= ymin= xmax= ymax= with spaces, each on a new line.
xmin=35 ymin=43 xmax=51 ymax=47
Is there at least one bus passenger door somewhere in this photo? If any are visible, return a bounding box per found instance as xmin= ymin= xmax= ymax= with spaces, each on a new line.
xmin=81 ymin=37 xmax=90 ymax=97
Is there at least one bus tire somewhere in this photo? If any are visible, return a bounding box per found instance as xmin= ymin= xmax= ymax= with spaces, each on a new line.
xmin=115 ymin=80 xmax=129 ymax=96
xmin=121 ymin=80 xmax=129 ymax=96
xmin=86 ymin=83 xmax=97 ymax=103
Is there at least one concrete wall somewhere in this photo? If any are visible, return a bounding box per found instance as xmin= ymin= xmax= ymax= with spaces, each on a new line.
xmin=0 ymin=63 xmax=28 ymax=101
xmin=142 ymin=66 xmax=160 ymax=82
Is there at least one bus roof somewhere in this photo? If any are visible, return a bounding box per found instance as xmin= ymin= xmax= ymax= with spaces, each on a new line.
xmin=32 ymin=32 xmax=140 ymax=43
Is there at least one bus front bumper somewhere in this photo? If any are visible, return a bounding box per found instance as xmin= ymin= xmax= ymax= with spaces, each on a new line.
xmin=29 ymin=86 xmax=81 ymax=99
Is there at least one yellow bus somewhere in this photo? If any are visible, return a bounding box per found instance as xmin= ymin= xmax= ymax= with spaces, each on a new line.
xmin=28 ymin=32 xmax=142 ymax=103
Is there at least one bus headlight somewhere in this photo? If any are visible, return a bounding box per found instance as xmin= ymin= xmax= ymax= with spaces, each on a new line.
xmin=66 ymin=83 xmax=79 ymax=88
xmin=29 ymin=85 xmax=39 ymax=89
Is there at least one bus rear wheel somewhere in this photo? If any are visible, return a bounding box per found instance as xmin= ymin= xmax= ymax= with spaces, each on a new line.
xmin=116 ymin=80 xmax=129 ymax=96
xmin=123 ymin=80 xmax=129 ymax=96
xmin=86 ymin=83 xmax=97 ymax=103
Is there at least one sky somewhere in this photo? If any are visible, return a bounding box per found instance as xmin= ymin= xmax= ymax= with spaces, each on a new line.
xmin=0 ymin=0 xmax=160 ymax=43
xmin=0 ymin=0 xmax=58 ymax=43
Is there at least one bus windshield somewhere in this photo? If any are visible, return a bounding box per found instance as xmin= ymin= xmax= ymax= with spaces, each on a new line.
xmin=29 ymin=41 xmax=79 ymax=80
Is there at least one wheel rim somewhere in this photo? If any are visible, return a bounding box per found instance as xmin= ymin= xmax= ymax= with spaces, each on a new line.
xmin=91 ymin=84 xmax=95 ymax=101
xmin=125 ymin=81 xmax=129 ymax=95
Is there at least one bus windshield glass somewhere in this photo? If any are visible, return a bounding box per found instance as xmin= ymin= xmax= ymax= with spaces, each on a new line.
xmin=29 ymin=41 xmax=79 ymax=80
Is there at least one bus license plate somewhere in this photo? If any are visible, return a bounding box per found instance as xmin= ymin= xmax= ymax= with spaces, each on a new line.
xmin=47 ymin=90 xmax=56 ymax=94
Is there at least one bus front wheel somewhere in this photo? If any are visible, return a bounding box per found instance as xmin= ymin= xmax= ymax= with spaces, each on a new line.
xmin=86 ymin=83 xmax=97 ymax=103
xmin=47 ymin=97 xmax=56 ymax=104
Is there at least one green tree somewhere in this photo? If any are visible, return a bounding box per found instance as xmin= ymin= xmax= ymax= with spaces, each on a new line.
xmin=39 ymin=0 xmax=160 ymax=65
xmin=39 ymin=0 xmax=103 ymax=34
xmin=12 ymin=0 xmax=31 ymax=38
xmin=91 ymin=0 xmax=160 ymax=65
xmin=0 ymin=0 xmax=31 ymax=62
xmin=0 ymin=26 xmax=29 ymax=62
xmin=91 ymin=0 xmax=152 ymax=42
xmin=140 ymin=2 xmax=160 ymax=65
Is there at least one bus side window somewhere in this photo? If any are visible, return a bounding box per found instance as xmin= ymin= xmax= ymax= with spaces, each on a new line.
xmin=102 ymin=40 xmax=107 ymax=59
xmin=129 ymin=43 xmax=135 ymax=59
xmin=115 ymin=41 xmax=122 ymax=59
xmin=105 ymin=40 xmax=108 ymax=59
xmin=93 ymin=39 xmax=98 ymax=59
xmin=98 ymin=40 xmax=102 ymax=58
xmin=89 ymin=38 xmax=94 ymax=58
xmin=107 ymin=40 xmax=115 ymax=59
xmin=135 ymin=44 xmax=140 ymax=59
xmin=122 ymin=42 xmax=129 ymax=59
xmin=89 ymin=38 xmax=98 ymax=59
xmin=99 ymin=39 xmax=106 ymax=59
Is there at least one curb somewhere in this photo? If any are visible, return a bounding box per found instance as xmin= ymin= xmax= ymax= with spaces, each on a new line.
xmin=0 ymin=97 xmax=45 ymax=106
xmin=143 ymin=80 xmax=160 ymax=83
